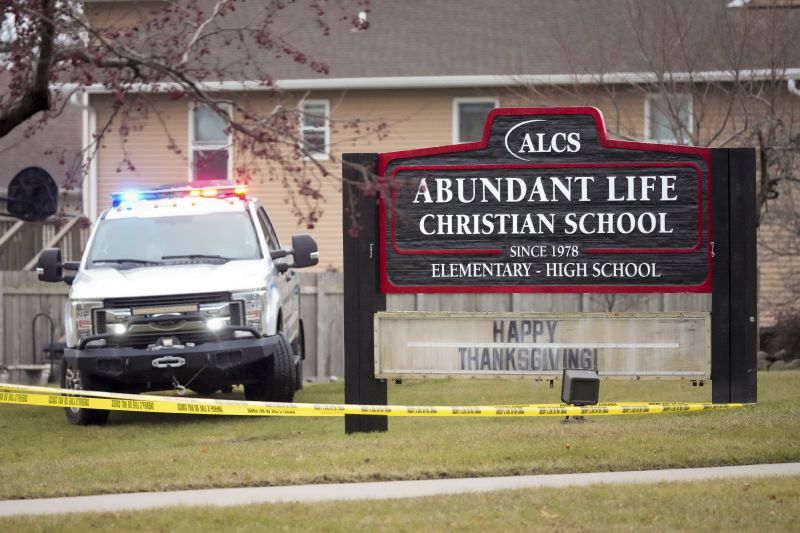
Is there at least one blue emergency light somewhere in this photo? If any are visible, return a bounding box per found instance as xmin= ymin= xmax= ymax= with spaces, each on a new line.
xmin=121 ymin=190 xmax=143 ymax=203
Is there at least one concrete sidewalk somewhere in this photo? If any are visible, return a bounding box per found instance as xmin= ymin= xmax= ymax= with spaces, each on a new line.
xmin=2 ymin=463 xmax=799 ymax=517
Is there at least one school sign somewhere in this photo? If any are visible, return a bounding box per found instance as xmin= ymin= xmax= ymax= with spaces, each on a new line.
xmin=342 ymin=107 xmax=756 ymax=434
xmin=378 ymin=107 xmax=710 ymax=293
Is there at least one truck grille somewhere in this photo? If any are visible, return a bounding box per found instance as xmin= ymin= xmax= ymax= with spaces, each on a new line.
xmin=97 ymin=292 xmax=243 ymax=348
xmin=104 ymin=292 xmax=231 ymax=308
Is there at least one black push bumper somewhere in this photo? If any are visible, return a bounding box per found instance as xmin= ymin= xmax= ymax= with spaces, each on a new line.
xmin=64 ymin=335 xmax=288 ymax=392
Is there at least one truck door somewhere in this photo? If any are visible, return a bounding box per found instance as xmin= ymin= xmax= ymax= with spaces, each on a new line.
xmin=256 ymin=207 xmax=299 ymax=341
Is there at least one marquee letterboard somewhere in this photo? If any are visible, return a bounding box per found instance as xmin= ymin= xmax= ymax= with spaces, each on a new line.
xmin=374 ymin=312 xmax=710 ymax=379
xmin=378 ymin=107 xmax=711 ymax=293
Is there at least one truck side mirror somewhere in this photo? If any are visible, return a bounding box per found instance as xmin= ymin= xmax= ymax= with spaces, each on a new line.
xmin=37 ymin=248 xmax=63 ymax=282
xmin=291 ymin=234 xmax=319 ymax=268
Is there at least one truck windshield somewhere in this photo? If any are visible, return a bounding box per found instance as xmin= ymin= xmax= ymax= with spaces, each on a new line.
xmin=86 ymin=212 xmax=262 ymax=268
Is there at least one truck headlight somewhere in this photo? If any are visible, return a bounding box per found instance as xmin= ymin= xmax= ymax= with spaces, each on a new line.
xmin=206 ymin=317 xmax=227 ymax=331
xmin=199 ymin=302 xmax=235 ymax=331
xmin=71 ymin=300 xmax=103 ymax=341
xmin=108 ymin=323 xmax=127 ymax=335
xmin=102 ymin=309 xmax=131 ymax=336
xmin=232 ymin=289 xmax=267 ymax=331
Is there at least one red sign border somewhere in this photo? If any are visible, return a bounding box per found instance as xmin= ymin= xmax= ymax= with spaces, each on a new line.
xmin=377 ymin=107 xmax=712 ymax=294
xmin=389 ymin=162 xmax=704 ymax=255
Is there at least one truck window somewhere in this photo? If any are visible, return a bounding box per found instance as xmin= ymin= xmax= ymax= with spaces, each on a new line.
xmin=86 ymin=212 xmax=262 ymax=266
xmin=257 ymin=208 xmax=281 ymax=251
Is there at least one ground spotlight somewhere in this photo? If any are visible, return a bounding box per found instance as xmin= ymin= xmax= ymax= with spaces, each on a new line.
xmin=561 ymin=368 xmax=600 ymax=406
xmin=561 ymin=368 xmax=599 ymax=423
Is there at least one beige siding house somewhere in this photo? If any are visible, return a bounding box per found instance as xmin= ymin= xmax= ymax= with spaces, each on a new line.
xmin=81 ymin=0 xmax=800 ymax=324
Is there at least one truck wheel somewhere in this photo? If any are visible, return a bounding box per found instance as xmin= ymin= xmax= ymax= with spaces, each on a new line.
xmin=244 ymin=334 xmax=295 ymax=403
xmin=61 ymin=363 xmax=110 ymax=426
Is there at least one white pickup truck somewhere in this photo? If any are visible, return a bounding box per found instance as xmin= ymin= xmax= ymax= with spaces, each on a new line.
xmin=37 ymin=183 xmax=318 ymax=425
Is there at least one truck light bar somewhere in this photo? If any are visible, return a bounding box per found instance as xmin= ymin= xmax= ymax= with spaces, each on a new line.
xmin=111 ymin=183 xmax=248 ymax=207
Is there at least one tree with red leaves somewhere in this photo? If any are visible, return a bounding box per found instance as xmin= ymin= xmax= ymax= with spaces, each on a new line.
xmin=0 ymin=0 xmax=377 ymax=227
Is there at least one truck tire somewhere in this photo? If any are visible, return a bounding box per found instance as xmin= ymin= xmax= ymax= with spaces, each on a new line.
xmin=244 ymin=334 xmax=295 ymax=403
xmin=61 ymin=362 xmax=110 ymax=426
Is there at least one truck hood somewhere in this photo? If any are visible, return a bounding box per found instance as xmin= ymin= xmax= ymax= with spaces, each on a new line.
xmin=70 ymin=260 xmax=269 ymax=300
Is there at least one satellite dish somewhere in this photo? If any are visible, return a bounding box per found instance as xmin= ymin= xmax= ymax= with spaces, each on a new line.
xmin=6 ymin=167 xmax=58 ymax=221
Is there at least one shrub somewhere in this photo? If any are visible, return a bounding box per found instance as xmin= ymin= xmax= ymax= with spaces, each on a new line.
xmin=766 ymin=312 xmax=800 ymax=357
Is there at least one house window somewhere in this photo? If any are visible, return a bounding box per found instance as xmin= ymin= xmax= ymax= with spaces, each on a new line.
xmin=645 ymin=94 xmax=693 ymax=144
xmin=454 ymin=98 xmax=498 ymax=143
xmin=191 ymin=104 xmax=232 ymax=181
xmin=299 ymin=100 xmax=329 ymax=159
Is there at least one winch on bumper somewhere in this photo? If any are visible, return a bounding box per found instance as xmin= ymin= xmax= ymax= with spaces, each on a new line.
xmin=64 ymin=331 xmax=291 ymax=393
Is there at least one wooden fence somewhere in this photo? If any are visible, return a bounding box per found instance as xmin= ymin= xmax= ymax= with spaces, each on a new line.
xmin=0 ymin=271 xmax=69 ymax=368
xmin=298 ymin=271 xmax=346 ymax=379
xmin=1 ymin=270 xmax=711 ymax=380
xmin=0 ymin=215 xmax=90 ymax=270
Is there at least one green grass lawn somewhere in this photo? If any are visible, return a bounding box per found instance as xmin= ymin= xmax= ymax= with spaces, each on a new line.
xmin=0 ymin=372 xmax=797 ymax=500
xmin=2 ymin=475 xmax=799 ymax=532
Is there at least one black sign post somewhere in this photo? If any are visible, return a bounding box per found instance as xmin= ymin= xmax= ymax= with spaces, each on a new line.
xmin=342 ymin=153 xmax=388 ymax=433
xmin=710 ymin=148 xmax=757 ymax=403
xmin=342 ymin=108 xmax=757 ymax=434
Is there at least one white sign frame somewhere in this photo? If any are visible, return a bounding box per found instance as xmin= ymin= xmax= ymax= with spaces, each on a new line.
xmin=374 ymin=311 xmax=710 ymax=380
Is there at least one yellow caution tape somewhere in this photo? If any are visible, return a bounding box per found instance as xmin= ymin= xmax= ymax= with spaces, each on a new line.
xmin=0 ymin=382 xmax=745 ymax=417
